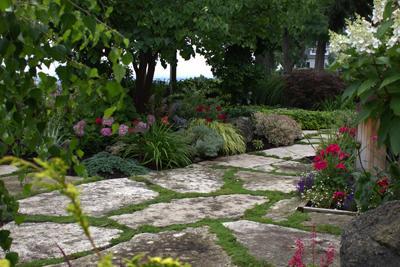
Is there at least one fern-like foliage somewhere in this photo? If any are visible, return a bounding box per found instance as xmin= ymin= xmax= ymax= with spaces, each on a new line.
xmin=82 ymin=152 xmax=148 ymax=177
xmin=190 ymin=119 xmax=246 ymax=155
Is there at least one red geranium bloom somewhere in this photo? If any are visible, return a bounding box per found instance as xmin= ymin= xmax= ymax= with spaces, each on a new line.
xmin=339 ymin=127 xmax=349 ymax=134
xmin=161 ymin=116 xmax=169 ymax=125
xmin=196 ymin=105 xmax=205 ymax=112
xmin=313 ymin=155 xmax=322 ymax=162
xmin=216 ymin=105 xmax=222 ymax=111
xmin=313 ymin=160 xmax=328 ymax=171
xmin=339 ymin=152 xmax=350 ymax=160
xmin=326 ymin=144 xmax=341 ymax=155
xmin=349 ymin=128 xmax=357 ymax=137
xmin=335 ymin=162 xmax=347 ymax=171
xmin=319 ymin=149 xmax=325 ymax=157
xmin=217 ymin=113 xmax=227 ymax=121
xmin=95 ymin=117 xmax=103 ymax=125
xmin=377 ymin=177 xmax=389 ymax=194
xmin=205 ymin=117 xmax=213 ymax=123
xmin=333 ymin=191 xmax=346 ymax=200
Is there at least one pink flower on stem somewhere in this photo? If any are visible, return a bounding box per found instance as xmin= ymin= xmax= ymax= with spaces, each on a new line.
xmin=326 ymin=144 xmax=341 ymax=155
xmin=335 ymin=162 xmax=347 ymax=171
xmin=313 ymin=160 xmax=328 ymax=171
xmin=73 ymin=120 xmax=86 ymax=137
xmin=288 ymin=239 xmax=305 ymax=267
xmin=320 ymin=244 xmax=335 ymax=267
xmin=102 ymin=117 xmax=114 ymax=127
xmin=118 ymin=124 xmax=129 ymax=136
xmin=100 ymin=127 xmax=112 ymax=137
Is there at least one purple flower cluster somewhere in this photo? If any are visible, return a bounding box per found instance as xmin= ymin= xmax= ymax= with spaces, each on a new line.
xmin=297 ymin=172 xmax=315 ymax=194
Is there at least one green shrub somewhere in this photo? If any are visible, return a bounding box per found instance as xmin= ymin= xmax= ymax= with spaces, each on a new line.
xmin=190 ymin=119 xmax=246 ymax=155
xmin=251 ymin=75 xmax=285 ymax=106
xmin=82 ymin=152 xmax=148 ymax=177
xmin=229 ymin=117 xmax=254 ymax=143
xmin=225 ymin=105 xmax=259 ymax=118
xmin=253 ymin=112 xmax=302 ymax=146
xmin=252 ymin=139 xmax=264 ymax=150
xmin=187 ymin=125 xmax=224 ymax=158
xmin=121 ymin=124 xmax=192 ymax=170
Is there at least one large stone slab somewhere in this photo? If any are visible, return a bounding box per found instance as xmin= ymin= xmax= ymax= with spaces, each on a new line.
xmin=265 ymin=197 xmax=304 ymax=222
xmin=0 ymin=222 xmax=121 ymax=262
xmin=18 ymin=178 xmax=159 ymax=216
xmin=262 ymin=144 xmax=316 ymax=160
xmin=147 ymin=165 xmax=224 ymax=193
xmin=111 ymin=194 xmax=267 ymax=229
xmin=52 ymin=227 xmax=234 ymax=267
xmin=236 ymin=171 xmax=298 ymax=193
xmin=302 ymin=212 xmax=354 ymax=230
xmin=0 ymin=165 xmax=18 ymax=176
xmin=224 ymin=220 xmax=340 ymax=267
xmin=212 ymin=154 xmax=282 ymax=171
xmin=1 ymin=175 xmax=83 ymax=196
xmin=272 ymin=161 xmax=312 ymax=175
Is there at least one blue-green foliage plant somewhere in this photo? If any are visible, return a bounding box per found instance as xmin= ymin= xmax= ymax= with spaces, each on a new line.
xmin=82 ymin=152 xmax=148 ymax=177
xmin=187 ymin=125 xmax=224 ymax=158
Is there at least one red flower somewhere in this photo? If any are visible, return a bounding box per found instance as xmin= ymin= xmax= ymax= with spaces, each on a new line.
xmin=313 ymin=160 xmax=328 ymax=171
xmin=216 ymin=105 xmax=222 ymax=111
xmin=205 ymin=117 xmax=213 ymax=123
xmin=318 ymin=149 xmax=325 ymax=157
xmin=196 ymin=105 xmax=205 ymax=112
xmin=339 ymin=127 xmax=349 ymax=134
xmin=335 ymin=162 xmax=347 ymax=171
xmin=377 ymin=177 xmax=389 ymax=194
xmin=339 ymin=152 xmax=350 ymax=160
xmin=161 ymin=116 xmax=169 ymax=125
xmin=326 ymin=144 xmax=341 ymax=155
xmin=349 ymin=128 xmax=357 ymax=137
xmin=217 ymin=113 xmax=227 ymax=121
xmin=95 ymin=117 xmax=103 ymax=125
xmin=333 ymin=191 xmax=346 ymax=200
xmin=313 ymin=155 xmax=322 ymax=163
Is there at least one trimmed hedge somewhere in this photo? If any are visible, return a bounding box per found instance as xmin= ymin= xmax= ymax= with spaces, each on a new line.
xmin=226 ymin=105 xmax=355 ymax=130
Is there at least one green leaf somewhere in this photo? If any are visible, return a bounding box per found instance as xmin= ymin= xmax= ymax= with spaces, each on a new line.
xmin=390 ymin=97 xmax=400 ymax=116
xmin=87 ymin=68 xmax=99 ymax=78
xmin=342 ymin=82 xmax=360 ymax=100
xmin=76 ymin=149 xmax=84 ymax=158
xmin=375 ymin=56 xmax=390 ymax=65
xmin=377 ymin=20 xmax=393 ymax=38
xmin=379 ymin=74 xmax=400 ymax=89
xmin=6 ymin=252 xmax=19 ymax=266
xmin=105 ymin=81 xmax=123 ymax=98
xmin=121 ymin=53 xmax=133 ymax=65
xmin=104 ymin=106 xmax=117 ymax=118
xmin=112 ymin=64 xmax=126 ymax=83
xmin=0 ymin=0 xmax=11 ymax=11
xmin=357 ymin=79 xmax=376 ymax=96
xmin=390 ymin=118 xmax=400 ymax=155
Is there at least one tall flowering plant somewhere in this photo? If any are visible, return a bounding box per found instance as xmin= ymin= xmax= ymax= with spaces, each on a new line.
xmin=330 ymin=0 xmax=400 ymax=155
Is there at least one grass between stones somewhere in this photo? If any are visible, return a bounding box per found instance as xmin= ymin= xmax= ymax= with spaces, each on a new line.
xmin=17 ymin=168 xmax=341 ymax=267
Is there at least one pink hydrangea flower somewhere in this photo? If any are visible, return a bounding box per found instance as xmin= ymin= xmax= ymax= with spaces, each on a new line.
xmin=133 ymin=122 xmax=148 ymax=133
xmin=147 ymin=114 xmax=156 ymax=126
xmin=102 ymin=117 xmax=114 ymax=127
xmin=100 ymin=127 xmax=112 ymax=137
xmin=118 ymin=124 xmax=129 ymax=136
xmin=73 ymin=120 xmax=86 ymax=137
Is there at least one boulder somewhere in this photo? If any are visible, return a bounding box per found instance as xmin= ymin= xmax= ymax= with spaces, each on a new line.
xmin=341 ymin=201 xmax=400 ymax=267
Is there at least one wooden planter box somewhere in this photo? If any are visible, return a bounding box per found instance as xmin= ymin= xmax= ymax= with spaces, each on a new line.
xmin=297 ymin=205 xmax=358 ymax=216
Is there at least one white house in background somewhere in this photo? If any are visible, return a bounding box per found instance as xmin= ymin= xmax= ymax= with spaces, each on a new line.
xmin=304 ymin=47 xmax=330 ymax=69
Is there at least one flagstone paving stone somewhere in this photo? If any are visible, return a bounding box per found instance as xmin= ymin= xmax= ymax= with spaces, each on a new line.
xmin=211 ymin=154 xmax=282 ymax=171
xmin=1 ymin=175 xmax=83 ymax=196
xmin=261 ymin=144 xmax=316 ymax=160
xmin=0 ymin=165 xmax=18 ymax=176
xmin=223 ymin=220 xmax=340 ymax=267
xmin=0 ymin=222 xmax=122 ymax=262
xmin=147 ymin=165 xmax=225 ymax=193
xmin=302 ymin=212 xmax=355 ymax=230
xmin=264 ymin=197 xmax=304 ymax=222
xmin=18 ymin=178 xmax=159 ymax=216
xmin=235 ymin=171 xmax=298 ymax=193
xmin=111 ymin=194 xmax=267 ymax=229
xmin=272 ymin=161 xmax=312 ymax=175
xmin=51 ymin=227 xmax=234 ymax=267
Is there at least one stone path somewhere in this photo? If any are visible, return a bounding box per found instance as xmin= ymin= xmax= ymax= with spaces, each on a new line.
xmin=1 ymin=131 xmax=354 ymax=266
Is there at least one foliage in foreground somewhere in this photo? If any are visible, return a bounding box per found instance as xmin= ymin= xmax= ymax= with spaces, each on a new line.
xmin=82 ymin=152 xmax=148 ymax=177
xmin=190 ymin=119 xmax=246 ymax=155
xmin=186 ymin=125 xmax=224 ymax=158
xmin=121 ymin=123 xmax=192 ymax=170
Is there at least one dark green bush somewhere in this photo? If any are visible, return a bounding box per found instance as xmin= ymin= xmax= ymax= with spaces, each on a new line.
xmin=187 ymin=125 xmax=224 ymax=158
xmin=82 ymin=152 xmax=148 ymax=177
xmin=250 ymin=75 xmax=285 ymax=106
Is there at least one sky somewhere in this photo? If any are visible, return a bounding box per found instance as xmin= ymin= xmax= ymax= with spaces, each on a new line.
xmin=40 ymin=53 xmax=214 ymax=80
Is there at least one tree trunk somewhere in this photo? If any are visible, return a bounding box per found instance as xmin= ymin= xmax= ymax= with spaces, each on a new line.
xmin=282 ymin=29 xmax=294 ymax=74
xmin=315 ymin=39 xmax=327 ymax=71
xmin=255 ymin=50 xmax=275 ymax=74
xmin=132 ymin=51 xmax=157 ymax=113
xmin=169 ymin=52 xmax=177 ymax=95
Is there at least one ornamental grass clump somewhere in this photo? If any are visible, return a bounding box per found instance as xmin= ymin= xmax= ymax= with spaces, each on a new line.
xmin=253 ymin=112 xmax=302 ymax=146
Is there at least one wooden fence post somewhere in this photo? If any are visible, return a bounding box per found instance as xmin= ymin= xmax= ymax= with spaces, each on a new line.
xmin=356 ymin=118 xmax=387 ymax=172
